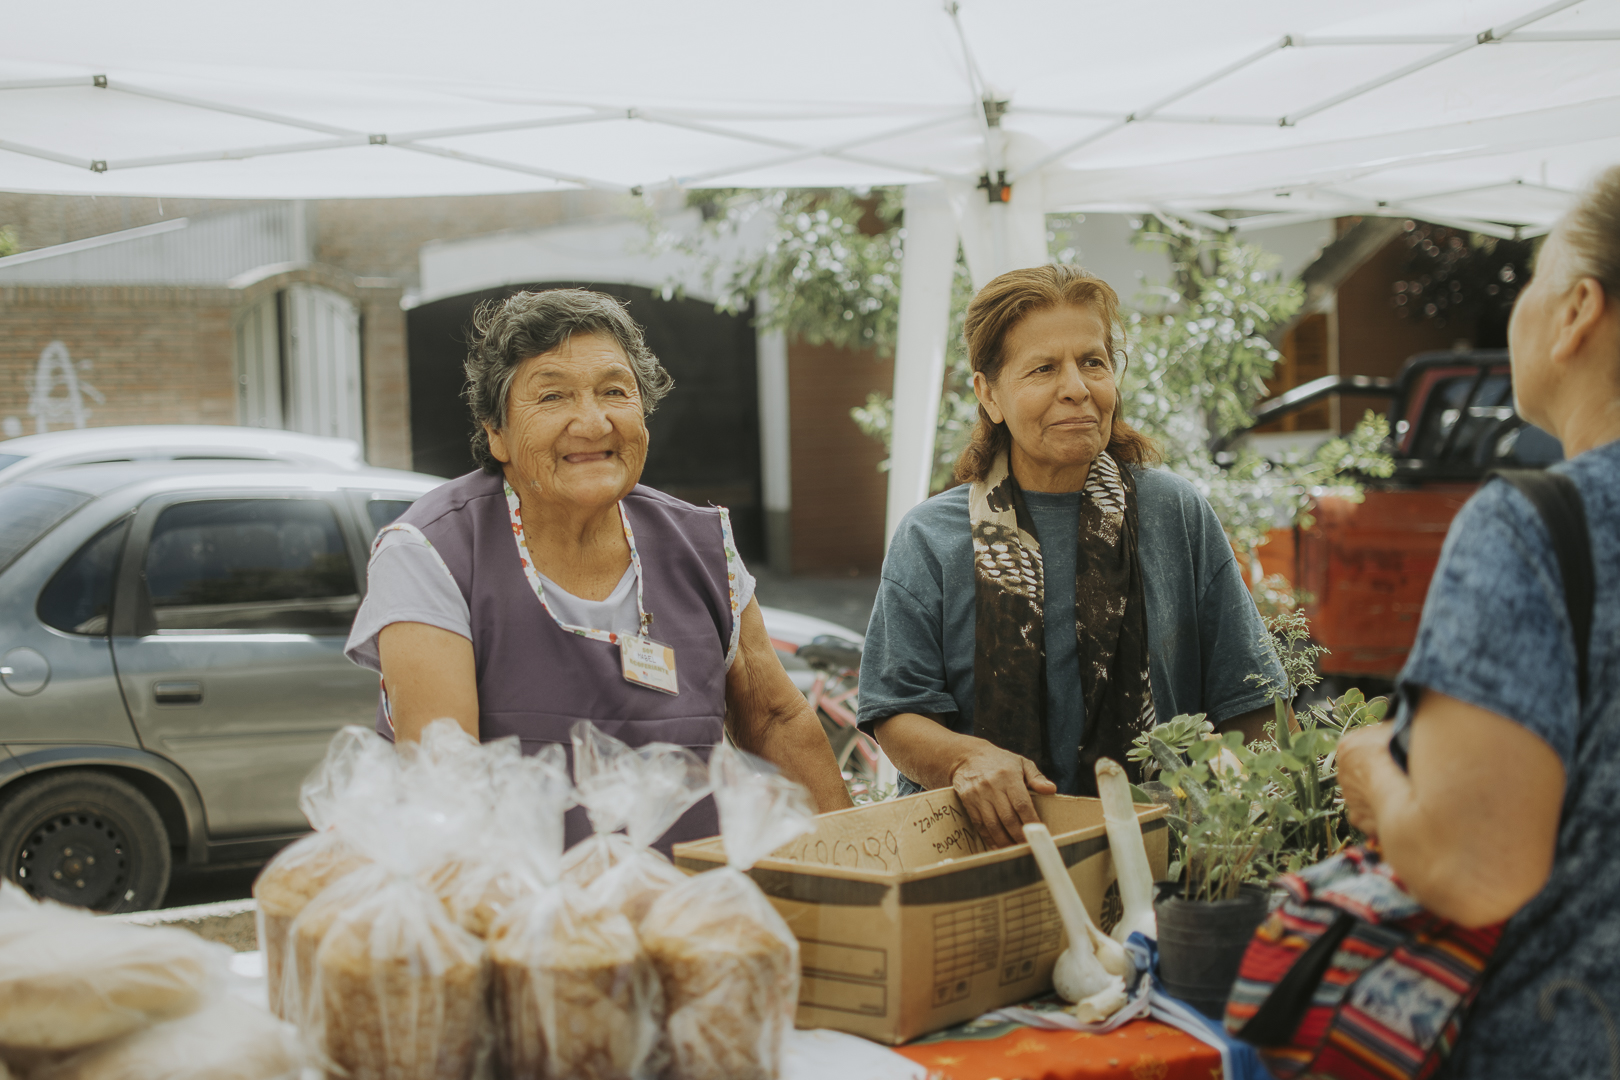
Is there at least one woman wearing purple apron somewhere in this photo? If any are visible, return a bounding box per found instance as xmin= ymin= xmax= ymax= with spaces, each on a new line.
xmin=345 ymin=288 xmax=851 ymax=854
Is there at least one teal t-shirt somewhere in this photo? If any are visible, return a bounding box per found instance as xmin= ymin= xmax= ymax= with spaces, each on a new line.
xmin=857 ymin=465 xmax=1283 ymax=794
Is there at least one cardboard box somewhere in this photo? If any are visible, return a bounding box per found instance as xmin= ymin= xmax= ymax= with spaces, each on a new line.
xmin=673 ymin=790 xmax=1168 ymax=1045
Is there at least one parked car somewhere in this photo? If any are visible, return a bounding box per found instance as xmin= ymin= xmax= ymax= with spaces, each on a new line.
xmin=0 ymin=456 xmax=869 ymax=912
xmin=1230 ymin=350 xmax=1563 ymax=688
xmin=0 ymin=460 xmax=439 ymax=912
xmin=0 ymin=426 xmax=365 ymax=487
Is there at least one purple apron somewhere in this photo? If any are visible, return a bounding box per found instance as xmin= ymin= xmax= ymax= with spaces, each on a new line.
xmin=377 ymin=470 xmax=732 ymax=854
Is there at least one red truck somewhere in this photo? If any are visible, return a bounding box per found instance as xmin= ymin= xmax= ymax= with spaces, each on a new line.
xmin=1237 ymin=350 xmax=1564 ymax=691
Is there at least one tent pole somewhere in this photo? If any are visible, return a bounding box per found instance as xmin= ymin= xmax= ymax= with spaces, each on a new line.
xmin=884 ymin=182 xmax=958 ymax=546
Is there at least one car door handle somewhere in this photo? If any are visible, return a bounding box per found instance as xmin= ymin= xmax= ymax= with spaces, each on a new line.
xmin=153 ymin=681 xmax=203 ymax=705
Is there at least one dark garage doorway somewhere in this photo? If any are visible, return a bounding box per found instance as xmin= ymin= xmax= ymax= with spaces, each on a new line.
xmin=406 ymin=282 xmax=764 ymax=562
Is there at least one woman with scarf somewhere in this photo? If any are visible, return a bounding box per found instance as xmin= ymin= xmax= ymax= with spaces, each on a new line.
xmin=858 ymin=264 xmax=1284 ymax=848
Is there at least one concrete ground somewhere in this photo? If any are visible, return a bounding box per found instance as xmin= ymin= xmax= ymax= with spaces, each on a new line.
xmin=158 ymin=572 xmax=880 ymax=912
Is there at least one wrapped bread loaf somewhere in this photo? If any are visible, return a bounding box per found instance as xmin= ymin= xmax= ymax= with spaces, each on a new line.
xmin=314 ymin=875 xmax=487 ymax=1080
xmin=0 ymin=889 xmax=226 ymax=1053
xmin=490 ymin=885 xmax=662 ymax=1080
xmin=286 ymin=721 xmax=496 ymax=1080
xmin=254 ymin=724 xmax=396 ymax=1017
xmin=561 ymin=722 xmax=709 ymax=924
xmin=425 ymin=744 xmax=565 ymax=938
xmin=31 ymin=996 xmax=307 ymax=1080
xmin=640 ymin=744 xmax=814 ymax=1080
xmin=254 ymin=829 xmax=369 ymax=1017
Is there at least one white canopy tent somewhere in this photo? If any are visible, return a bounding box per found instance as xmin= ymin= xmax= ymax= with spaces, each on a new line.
xmin=4 ymin=0 xmax=1618 ymax=534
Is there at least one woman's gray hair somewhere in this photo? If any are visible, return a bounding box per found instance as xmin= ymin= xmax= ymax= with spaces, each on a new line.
xmin=465 ymin=288 xmax=674 ymax=474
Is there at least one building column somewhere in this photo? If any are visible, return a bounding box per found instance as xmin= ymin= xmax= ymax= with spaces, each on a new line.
xmin=755 ymin=294 xmax=793 ymax=574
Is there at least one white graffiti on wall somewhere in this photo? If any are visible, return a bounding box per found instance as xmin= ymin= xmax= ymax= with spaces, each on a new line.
xmin=26 ymin=341 xmax=104 ymax=434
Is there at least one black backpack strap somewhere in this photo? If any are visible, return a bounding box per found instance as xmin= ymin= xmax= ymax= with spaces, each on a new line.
xmin=1487 ymin=469 xmax=1595 ymax=704
xmin=1236 ymin=909 xmax=1357 ymax=1046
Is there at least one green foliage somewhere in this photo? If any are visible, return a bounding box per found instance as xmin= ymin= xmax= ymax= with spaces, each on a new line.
xmin=669 ymin=188 xmax=904 ymax=353
xmin=1130 ymin=614 xmax=1389 ymax=902
xmin=661 ymin=195 xmax=1394 ymax=540
xmin=1121 ymin=221 xmax=1394 ymax=556
xmin=848 ymin=256 xmax=979 ymax=490
xmin=0 ymin=227 xmax=17 ymax=259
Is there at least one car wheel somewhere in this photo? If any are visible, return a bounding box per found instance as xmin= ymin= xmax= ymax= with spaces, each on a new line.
xmin=0 ymin=771 xmax=171 ymax=912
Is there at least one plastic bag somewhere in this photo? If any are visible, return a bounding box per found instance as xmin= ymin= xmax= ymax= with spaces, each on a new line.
xmin=640 ymin=743 xmax=816 ymax=1080
xmin=287 ymin=720 xmax=489 ymax=1080
xmin=487 ymin=725 xmax=663 ymax=1080
xmin=423 ymin=733 xmax=564 ymax=938
xmin=253 ymin=726 xmax=391 ymax=1016
xmin=489 ymin=883 xmax=663 ymax=1080
xmin=31 ymin=996 xmax=308 ymax=1080
xmin=562 ymin=722 xmax=710 ymax=924
xmin=0 ymin=885 xmax=230 ymax=1054
xmin=558 ymin=722 xmax=641 ymax=886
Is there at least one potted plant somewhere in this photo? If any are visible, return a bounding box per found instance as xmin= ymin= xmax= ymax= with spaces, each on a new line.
xmin=1126 ymin=611 xmax=1387 ymax=1018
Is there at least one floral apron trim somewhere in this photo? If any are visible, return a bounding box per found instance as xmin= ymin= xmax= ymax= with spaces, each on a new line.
xmin=503 ymin=480 xmax=653 ymax=643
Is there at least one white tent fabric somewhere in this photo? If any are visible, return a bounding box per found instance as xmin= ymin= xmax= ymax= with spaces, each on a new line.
xmin=4 ymin=0 xmax=1619 ymax=528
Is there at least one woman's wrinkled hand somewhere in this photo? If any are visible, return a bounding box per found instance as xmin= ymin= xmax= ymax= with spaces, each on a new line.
xmin=1336 ymin=721 xmax=1396 ymax=839
xmin=950 ymin=740 xmax=1057 ymax=848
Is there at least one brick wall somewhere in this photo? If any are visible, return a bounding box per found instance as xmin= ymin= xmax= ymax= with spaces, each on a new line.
xmin=0 ymin=286 xmax=237 ymax=435
xmin=787 ymin=340 xmax=893 ymax=575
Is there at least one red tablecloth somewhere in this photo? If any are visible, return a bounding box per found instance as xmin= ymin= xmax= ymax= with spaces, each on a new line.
xmin=893 ymin=1014 xmax=1222 ymax=1080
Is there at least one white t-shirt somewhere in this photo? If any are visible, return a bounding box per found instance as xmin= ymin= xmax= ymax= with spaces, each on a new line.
xmin=344 ymin=527 xmax=756 ymax=672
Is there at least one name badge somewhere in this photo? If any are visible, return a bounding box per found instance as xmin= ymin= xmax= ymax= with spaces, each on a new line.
xmin=620 ymin=634 xmax=679 ymax=695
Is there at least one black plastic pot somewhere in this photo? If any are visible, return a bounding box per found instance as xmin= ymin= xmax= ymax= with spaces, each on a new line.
xmin=1153 ymin=881 xmax=1269 ymax=1019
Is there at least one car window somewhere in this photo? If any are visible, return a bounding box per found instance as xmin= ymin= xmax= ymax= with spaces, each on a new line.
xmin=0 ymin=453 xmax=25 ymax=472
xmin=0 ymin=484 xmax=91 ymax=575
xmin=366 ymin=499 xmax=414 ymax=534
xmin=38 ymin=518 xmax=130 ymax=636
xmin=144 ymin=499 xmax=358 ymax=633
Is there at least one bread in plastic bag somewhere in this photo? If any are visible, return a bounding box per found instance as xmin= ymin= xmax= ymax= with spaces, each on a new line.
xmin=0 ymin=884 xmax=229 ymax=1053
xmin=481 ymin=729 xmax=656 ymax=1080
xmin=420 ymin=729 xmax=555 ymax=938
xmin=288 ymin=720 xmax=490 ymax=1080
xmin=31 ymin=995 xmax=308 ymax=1080
xmin=254 ymin=726 xmax=390 ymax=1016
xmin=640 ymin=743 xmax=816 ymax=1080
xmin=562 ymin=722 xmax=710 ymax=924
xmin=490 ymin=882 xmax=663 ymax=1080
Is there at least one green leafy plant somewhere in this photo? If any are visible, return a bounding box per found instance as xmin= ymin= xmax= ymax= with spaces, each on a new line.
xmin=0 ymin=227 xmax=17 ymax=259
xmin=1128 ymin=614 xmax=1387 ymax=900
xmin=660 ymin=188 xmax=904 ymax=353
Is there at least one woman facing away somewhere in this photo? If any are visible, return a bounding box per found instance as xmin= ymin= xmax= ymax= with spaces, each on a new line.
xmin=1338 ymin=166 xmax=1620 ymax=1078
xmin=858 ymin=264 xmax=1285 ymax=849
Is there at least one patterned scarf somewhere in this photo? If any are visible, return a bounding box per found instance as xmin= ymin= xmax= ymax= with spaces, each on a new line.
xmin=969 ymin=448 xmax=1157 ymax=796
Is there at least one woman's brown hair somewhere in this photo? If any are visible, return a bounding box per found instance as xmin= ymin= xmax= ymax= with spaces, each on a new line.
xmin=953 ymin=264 xmax=1159 ymax=484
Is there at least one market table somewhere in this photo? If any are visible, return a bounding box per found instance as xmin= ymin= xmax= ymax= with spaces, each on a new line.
xmin=894 ymin=1010 xmax=1223 ymax=1080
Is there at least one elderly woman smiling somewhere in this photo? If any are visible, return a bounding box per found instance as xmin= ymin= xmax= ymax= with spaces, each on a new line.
xmin=346 ymin=289 xmax=851 ymax=852
xmin=859 ymin=265 xmax=1283 ymax=848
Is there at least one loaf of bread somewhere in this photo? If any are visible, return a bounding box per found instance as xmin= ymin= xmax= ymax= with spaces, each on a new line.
xmin=313 ymin=877 xmax=487 ymax=1080
xmin=0 ymin=917 xmax=223 ymax=1052
xmin=591 ymin=850 xmax=688 ymax=926
xmin=426 ymin=855 xmax=536 ymax=939
xmin=253 ymin=829 xmax=371 ymax=1019
xmin=559 ymin=833 xmax=634 ymax=888
xmin=489 ymin=887 xmax=662 ymax=1080
xmin=32 ymin=996 xmax=305 ymax=1080
xmin=640 ymin=872 xmax=797 ymax=1080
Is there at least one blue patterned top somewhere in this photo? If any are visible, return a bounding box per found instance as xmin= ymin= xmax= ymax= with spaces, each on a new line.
xmin=1393 ymin=439 xmax=1620 ymax=1079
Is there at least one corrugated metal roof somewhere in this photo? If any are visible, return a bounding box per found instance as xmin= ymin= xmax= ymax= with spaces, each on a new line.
xmin=0 ymin=203 xmax=302 ymax=286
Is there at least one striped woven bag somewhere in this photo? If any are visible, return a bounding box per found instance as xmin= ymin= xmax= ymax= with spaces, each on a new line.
xmin=1223 ymin=845 xmax=1503 ymax=1079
